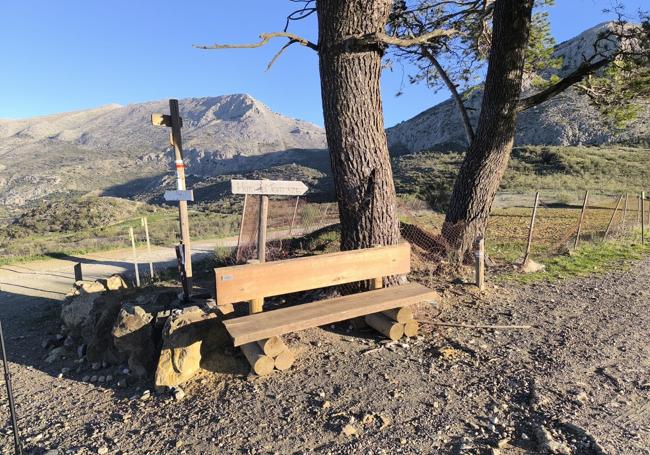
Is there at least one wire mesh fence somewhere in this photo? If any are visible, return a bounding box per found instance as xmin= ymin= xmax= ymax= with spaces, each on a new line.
xmin=229 ymin=189 xmax=647 ymax=271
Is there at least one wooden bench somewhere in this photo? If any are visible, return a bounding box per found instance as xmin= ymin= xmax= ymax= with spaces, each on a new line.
xmin=215 ymin=243 xmax=438 ymax=349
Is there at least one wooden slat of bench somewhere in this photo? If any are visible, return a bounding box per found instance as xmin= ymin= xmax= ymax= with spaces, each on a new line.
xmin=215 ymin=243 xmax=411 ymax=305
xmin=222 ymin=282 xmax=437 ymax=346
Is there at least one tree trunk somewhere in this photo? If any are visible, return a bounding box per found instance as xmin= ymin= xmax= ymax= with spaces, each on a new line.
xmin=316 ymin=0 xmax=400 ymax=254
xmin=443 ymin=0 xmax=534 ymax=260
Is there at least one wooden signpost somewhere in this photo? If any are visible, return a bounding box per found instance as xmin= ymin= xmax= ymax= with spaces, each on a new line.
xmin=152 ymin=99 xmax=193 ymax=300
xmin=231 ymin=179 xmax=308 ymax=313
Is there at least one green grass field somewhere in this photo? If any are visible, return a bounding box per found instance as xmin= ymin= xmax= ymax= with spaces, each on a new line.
xmin=1 ymin=144 xmax=648 ymax=276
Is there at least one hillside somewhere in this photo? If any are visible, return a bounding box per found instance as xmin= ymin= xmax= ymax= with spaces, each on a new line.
xmin=0 ymin=94 xmax=326 ymax=208
xmin=387 ymin=22 xmax=650 ymax=153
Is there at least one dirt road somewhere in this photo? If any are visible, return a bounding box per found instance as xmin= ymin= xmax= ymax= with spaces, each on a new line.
xmin=0 ymin=249 xmax=649 ymax=454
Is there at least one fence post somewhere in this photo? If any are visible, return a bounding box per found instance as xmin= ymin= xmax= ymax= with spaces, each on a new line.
xmin=574 ymin=190 xmax=589 ymax=249
xmin=141 ymin=217 xmax=154 ymax=281
xmin=129 ymin=227 xmax=140 ymax=287
xmin=475 ymin=236 xmax=485 ymax=291
xmin=604 ymin=194 xmax=624 ymax=241
xmin=622 ymin=193 xmax=628 ymax=224
xmin=642 ymin=191 xmax=646 ymax=245
xmin=638 ymin=194 xmax=642 ymax=225
xmin=522 ymin=191 xmax=540 ymax=264
xmin=288 ymin=196 xmax=300 ymax=236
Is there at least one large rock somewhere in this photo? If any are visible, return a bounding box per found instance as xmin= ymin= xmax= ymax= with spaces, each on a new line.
xmin=98 ymin=274 xmax=128 ymax=291
xmin=84 ymin=294 xmax=127 ymax=365
xmin=60 ymin=280 xmax=108 ymax=336
xmin=155 ymin=306 xmax=221 ymax=390
xmin=112 ymin=305 xmax=156 ymax=378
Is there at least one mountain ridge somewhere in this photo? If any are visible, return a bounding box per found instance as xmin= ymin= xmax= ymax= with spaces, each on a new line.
xmin=0 ymin=94 xmax=327 ymax=208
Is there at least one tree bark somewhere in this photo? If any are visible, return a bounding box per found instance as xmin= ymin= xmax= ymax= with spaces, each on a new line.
xmin=316 ymin=1 xmax=400 ymax=255
xmin=443 ymin=0 xmax=534 ymax=260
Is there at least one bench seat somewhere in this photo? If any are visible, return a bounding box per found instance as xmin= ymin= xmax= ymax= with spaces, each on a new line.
xmin=222 ymin=282 xmax=438 ymax=346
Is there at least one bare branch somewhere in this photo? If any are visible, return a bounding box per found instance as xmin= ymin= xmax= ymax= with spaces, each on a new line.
xmin=355 ymin=29 xmax=457 ymax=48
xmin=420 ymin=46 xmax=475 ymax=143
xmin=266 ymin=40 xmax=299 ymax=71
xmin=194 ymin=32 xmax=318 ymax=52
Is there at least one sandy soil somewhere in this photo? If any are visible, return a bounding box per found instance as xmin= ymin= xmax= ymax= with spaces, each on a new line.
xmin=0 ymin=249 xmax=649 ymax=454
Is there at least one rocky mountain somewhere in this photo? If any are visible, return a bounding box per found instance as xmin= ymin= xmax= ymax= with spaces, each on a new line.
xmin=0 ymin=94 xmax=326 ymax=207
xmin=386 ymin=22 xmax=650 ymax=153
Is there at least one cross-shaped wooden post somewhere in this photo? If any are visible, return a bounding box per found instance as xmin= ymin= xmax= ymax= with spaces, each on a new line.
xmin=152 ymin=99 xmax=193 ymax=300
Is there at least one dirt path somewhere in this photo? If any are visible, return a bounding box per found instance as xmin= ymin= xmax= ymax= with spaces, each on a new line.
xmin=1 ymin=252 xmax=649 ymax=454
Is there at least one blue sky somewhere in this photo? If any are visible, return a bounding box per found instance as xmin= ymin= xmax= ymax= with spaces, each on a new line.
xmin=0 ymin=0 xmax=646 ymax=127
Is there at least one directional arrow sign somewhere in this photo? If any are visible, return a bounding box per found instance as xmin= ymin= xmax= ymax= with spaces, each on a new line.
xmin=231 ymin=179 xmax=308 ymax=196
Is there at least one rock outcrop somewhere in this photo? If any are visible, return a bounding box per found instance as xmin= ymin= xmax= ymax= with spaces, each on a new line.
xmin=387 ymin=22 xmax=650 ymax=153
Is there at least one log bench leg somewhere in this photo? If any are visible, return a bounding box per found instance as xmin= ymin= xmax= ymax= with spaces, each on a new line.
xmin=245 ymin=336 xmax=296 ymax=374
xmin=249 ymin=297 xmax=264 ymax=314
xmin=241 ymin=343 xmax=274 ymax=376
xmin=365 ymin=313 xmax=404 ymax=340
xmin=367 ymin=306 xmax=420 ymax=340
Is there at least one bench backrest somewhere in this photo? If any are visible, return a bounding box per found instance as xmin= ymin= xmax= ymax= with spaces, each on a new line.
xmin=215 ymin=243 xmax=411 ymax=305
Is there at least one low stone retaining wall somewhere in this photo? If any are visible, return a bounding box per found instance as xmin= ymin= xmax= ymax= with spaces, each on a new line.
xmin=57 ymin=276 xmax=229 ymax=391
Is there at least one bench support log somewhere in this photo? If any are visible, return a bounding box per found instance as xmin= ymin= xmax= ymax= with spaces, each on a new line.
xmin=240 ymin=342 xmax=274 ymax=376
xmin=274 ymin=349 xmax=295 ymax=371
xmin=403 ymin=320 xmax=419 ymax=337
xmin=256 ymin=336 xmax=285 ymax=357
xmin=382 ymin=307 xmax=413 ymax=323
xmin=365 ymin=313 xmax=404 ymax=341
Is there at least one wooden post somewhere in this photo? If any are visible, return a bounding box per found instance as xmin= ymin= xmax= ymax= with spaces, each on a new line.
xmin=574 ymin=190 xmax=589 ymax=249
xmin=141 ymin=217 xmax=154 ymax=280
xmin=604 ymin=194 xmax=624 ymax=241
xmin=522 ymin=191 xmax=540 ymax=264
xmin=475 ymin=236 xmax=485 ymax=291
xmin=640 ymin=191 xmax=645 ymax=245
xmin=73 ymin=263 xmax=83 ymax=282
xmin=235 ymin=194 xmax=248 ymax=262
xmin=169 ymin=99 xmax=192 ymax=299
xmin=129 ymin=227 xmax=140 ymax=287
xmin=258 ymin=195 xmax=269 ymax=263
xmin=646 ymin=192 xmax=650 ymax=226
xmin=244 ymin=259 xmax=264 ymax=314
xmin=638 ymin=194 xmax=642 ymax=225
xmin=622 ymin=193 xmax=629 ymax=225
xmin=288 ymin=196 xmax=300 ymax=236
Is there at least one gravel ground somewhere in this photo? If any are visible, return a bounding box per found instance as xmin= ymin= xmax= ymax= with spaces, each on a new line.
xmin=1 ymin=255 xmax=649 ymax=454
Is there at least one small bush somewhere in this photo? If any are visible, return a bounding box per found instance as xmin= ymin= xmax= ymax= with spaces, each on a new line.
xmin=420 ymin=179 xmax=454 ymax=213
